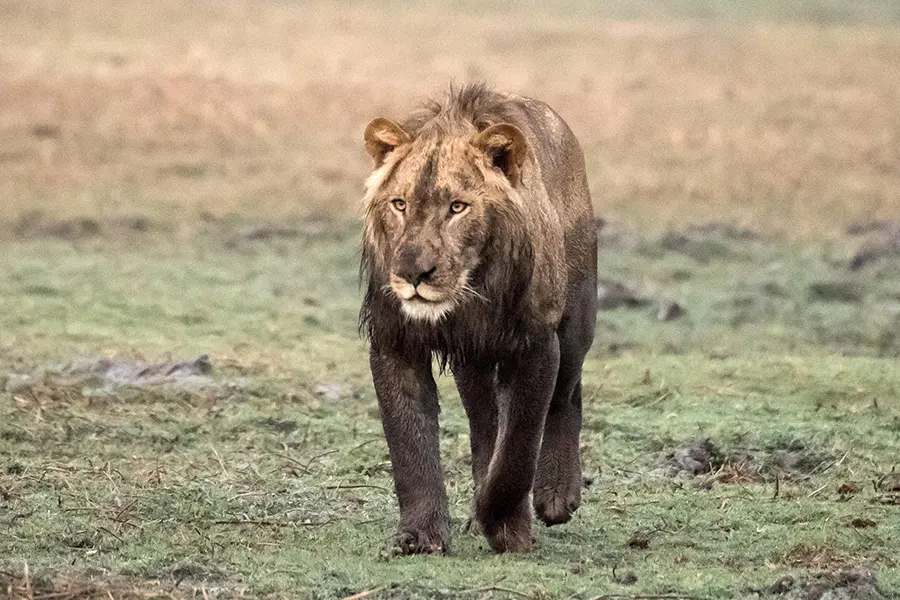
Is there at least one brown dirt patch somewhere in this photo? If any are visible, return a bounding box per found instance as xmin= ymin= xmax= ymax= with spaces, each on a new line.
xmin=785 ymin=545 xmax=865 ymax=571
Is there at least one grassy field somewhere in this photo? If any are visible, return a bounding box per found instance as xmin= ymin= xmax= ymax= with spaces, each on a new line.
xmin=2 ymin=1 xmax=900 ymax=599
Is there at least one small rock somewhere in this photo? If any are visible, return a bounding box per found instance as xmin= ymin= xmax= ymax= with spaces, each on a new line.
xmin=31 ymin=124 xmax=60 ymax=139
xmin=44 ymin=218 xmax=102 ymax=240
xmin=846 ymin=220 xmax=895 ymax=235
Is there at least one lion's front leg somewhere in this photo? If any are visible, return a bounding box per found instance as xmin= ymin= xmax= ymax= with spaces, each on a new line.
xmin=370 ymin=347 xmax=450 ymax=555
xmin=453 ymin=362 xmax=499 ymax=489
xmin=475 ymin=332 xmax=560 ymax=553
xmin=453 ymin=361 xmax=499 ymax=537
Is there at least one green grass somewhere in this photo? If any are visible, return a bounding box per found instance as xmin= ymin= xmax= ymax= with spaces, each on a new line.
xmin=2 ymin=220 xmax=899 ymax=599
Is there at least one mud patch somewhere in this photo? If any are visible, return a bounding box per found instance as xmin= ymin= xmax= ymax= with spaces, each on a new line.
xmin=663 ymin=438 xmax=759 ymax=483
xmin=6 ymin=355 xmax=221 ymax=394
xmin=663 ymin=438 xmax=832 ymax=484
xmin=664 ymin=438 xmax=723 ymax=476
xmin=767 ymin=448 xmax=833 ymax=474
xmin=765 ymin=568 xmax=881 ymax=599
xmin=254 ymin=417 xmax=298 ymax=433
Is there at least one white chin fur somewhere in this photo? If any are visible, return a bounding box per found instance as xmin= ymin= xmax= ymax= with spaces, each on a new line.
xmin=400 ymin=299 xmax=455 ymax=323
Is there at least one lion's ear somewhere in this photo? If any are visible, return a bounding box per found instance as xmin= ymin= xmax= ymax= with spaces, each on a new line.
xmin=473 ymin=123 xmax=527 ymax=186
xmin=364 ymin=118 xmax=411 ymax=166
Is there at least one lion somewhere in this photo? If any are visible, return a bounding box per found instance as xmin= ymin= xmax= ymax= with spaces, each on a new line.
xmin=360 ymin=83 xmax=597 ymax=554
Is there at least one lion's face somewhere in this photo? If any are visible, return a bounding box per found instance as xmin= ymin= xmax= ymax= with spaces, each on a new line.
xmin=362 ymin=120 xmax=526 ymax=324
xmin=368 ymin=139 xmax=492 ymax=323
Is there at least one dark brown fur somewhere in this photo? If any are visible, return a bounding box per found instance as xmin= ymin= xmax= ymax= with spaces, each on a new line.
xmin=360 ymin=83 xmax=597 ymax=554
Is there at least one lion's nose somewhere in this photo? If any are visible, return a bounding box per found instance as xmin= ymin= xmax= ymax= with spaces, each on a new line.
xmin=398 ymin=264 xmax=437 ymax=287
xmin=396 ymin=249 xmax=437 ymax=287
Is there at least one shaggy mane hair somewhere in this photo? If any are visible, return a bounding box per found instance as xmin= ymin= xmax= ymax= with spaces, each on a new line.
xmin=401 ymin=83 xmax=519 ymax=138
xmin=359 ymin=83 xmax=539 ymax=369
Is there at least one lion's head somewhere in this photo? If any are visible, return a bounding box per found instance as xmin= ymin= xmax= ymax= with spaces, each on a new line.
xmin=361 ymin=107 xmax=529 ymax=324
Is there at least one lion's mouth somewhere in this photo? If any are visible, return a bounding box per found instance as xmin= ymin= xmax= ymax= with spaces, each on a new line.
xmin=389 ymin=276 xmax=446 ymax=303
xmin=388 ymin=276 xmax=456 ymax=322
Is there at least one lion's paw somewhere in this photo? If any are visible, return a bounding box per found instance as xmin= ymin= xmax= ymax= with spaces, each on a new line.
xmin=533 ymin=488 xmax=580 ymax=526
xmin=483 ymin=519 xmax=534 ymax=553
xmin=478 ymin=501 xmax=534 ymax=553
xmin=394 ymin=526 xmax=450 ymax=556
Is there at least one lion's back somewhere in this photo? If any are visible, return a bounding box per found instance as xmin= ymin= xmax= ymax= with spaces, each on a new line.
xmin=502 ymin=94 xmax=597 ymax=287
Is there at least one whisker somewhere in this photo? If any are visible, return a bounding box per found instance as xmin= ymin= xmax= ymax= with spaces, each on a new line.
xmin=461 ymin=284 xmax=489 ymax=304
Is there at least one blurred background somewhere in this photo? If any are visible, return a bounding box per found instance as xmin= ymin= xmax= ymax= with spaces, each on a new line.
xmin=3 ymin=0 xmax=900 ymax=236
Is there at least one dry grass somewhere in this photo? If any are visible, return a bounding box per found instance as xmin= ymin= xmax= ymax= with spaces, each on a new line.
xmin=2 ymin=1 xmax=900 ymax=236
xmin=2 ymin=565 xmax=181 ymax=600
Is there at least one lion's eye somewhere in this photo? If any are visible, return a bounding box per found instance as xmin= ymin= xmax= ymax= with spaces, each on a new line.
xmin=391 ymin=198 xmax=406 ymax=212
xmin=449 ymin=201 xmax=468 ymax=215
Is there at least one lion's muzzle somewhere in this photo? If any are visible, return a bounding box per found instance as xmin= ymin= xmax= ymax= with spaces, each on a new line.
xmin=388 ymin=244 xmax=456 ymax=323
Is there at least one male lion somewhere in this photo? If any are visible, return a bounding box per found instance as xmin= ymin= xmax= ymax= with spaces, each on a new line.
xmin=360 ymin=84 xmax=597 ymax=554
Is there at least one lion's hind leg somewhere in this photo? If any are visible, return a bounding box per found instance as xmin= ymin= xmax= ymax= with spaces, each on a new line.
xmin=533 ymin=278 xmax=595 ymax=526
xmin=533 ymin=371 xmax=584 ymax=526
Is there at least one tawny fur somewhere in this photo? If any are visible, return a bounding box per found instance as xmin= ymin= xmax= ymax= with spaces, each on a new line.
xmin=360 ymin=83 xmax=597 ymax=554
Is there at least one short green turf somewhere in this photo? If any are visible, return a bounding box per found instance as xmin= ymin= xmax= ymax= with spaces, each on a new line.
xmin=1 ymin=221 xmax=897 ymax=599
